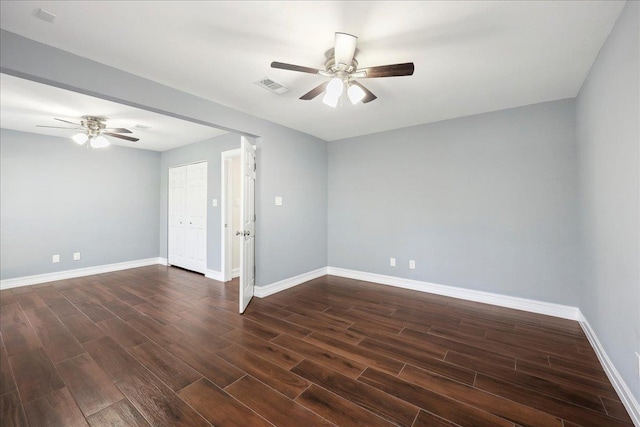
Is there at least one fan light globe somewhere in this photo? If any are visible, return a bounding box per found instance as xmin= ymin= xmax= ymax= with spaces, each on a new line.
xmin=72 ymin=133 xmax=88 ymax=145
xmin=322 ymin=78 xmax=344 ymax=107
xmin=326 ymin=78 xmax=344 ymax=97
xmin=90 ymin=135 xmax=110 ymax=148
xmin=322 ymin=92 xmax=340 ymax=108
xmin=348 ymin=84 xmax=366 ymax=104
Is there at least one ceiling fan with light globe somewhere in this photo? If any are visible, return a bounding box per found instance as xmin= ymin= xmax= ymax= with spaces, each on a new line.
xmin=36 ymin=116 xmax=139 ymax=148
xmin=271 ymin=32 xmax=415 ymax=107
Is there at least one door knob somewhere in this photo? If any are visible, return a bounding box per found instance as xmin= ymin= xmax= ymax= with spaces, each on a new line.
xmin=236 ymin=231 xmax=242 ymax=236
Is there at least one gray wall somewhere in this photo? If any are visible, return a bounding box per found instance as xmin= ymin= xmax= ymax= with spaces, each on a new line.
xmin=159 ymin=132 xmax=240 ymax=272
xmin=328 ymin=99 xmax=581 ymax=305
xmin=0 ymin=129 xmax=160 ymax=279
xmin=576 ymin=1 xmax=639 ymax=402
xmin=0 ymin=30 xmax=328 ymax=287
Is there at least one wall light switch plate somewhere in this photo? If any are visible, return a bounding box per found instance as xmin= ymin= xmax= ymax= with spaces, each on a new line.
xmin=275 ymin=196 xmax=283 ymax=206
xmin=390 ymin=258 xmax=396 ymax=267
xmin=73 ymin=252 xmax=81 ymax=261
xmin=212 ymin=199 xmax=218 ymax=207
xmin=52 ymin=254 xmax=60 ymax=263
xmin=409 ymin=260 xmax=416 ymax=269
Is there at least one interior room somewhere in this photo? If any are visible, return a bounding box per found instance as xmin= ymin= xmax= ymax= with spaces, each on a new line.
xmin=0 ymin=1 xmax=638 ymax=426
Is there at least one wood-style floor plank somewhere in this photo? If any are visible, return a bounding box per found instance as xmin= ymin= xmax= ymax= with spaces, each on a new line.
xmin=166 ymin=340 xmax=245 ymax=388
xmin=1 ymin=266 xmax=631 ymax=427
xmin=129 ymin=341 xmax=201 ymax=392
xmin=296 ymin=384 xmax=397 ymax=427
xmin=96 ymin=317 xmax=149 ymax=348
xmin=358 ymin=367 xmax=514 ymax=427
xmin=0 ymin=343 xmax=18 ymax=395
xmin=23 ymin=388 xmax=88 ymax=427
xmin=226 ymin=375 xmax=335 ymax=427
xmin=55 ymin=353 xmax=124 ymax=416
xmin=35 ymin=325 xmax=85 ymax=363
xmin=475 ymin=373 xmax=632 ymax=427
xmin=291 ymin=359 xmax=419 ymax=426
xmin=397 ymin=364 xmax=563 ymax=427
xmin=271 ymin=333 xmax=366 ymax=379
xmin=412 ymin=410 xmax=460 ymax=427
xmin=114 ymin=368 xmax=209 ymax=427
xmin=9 ymin=347 xmax=65 ymax=403
xmin=0 ymin=390 xmax=27 ymax=427
xmin=45 ymin=298 xmax=82 ymax=318
xmin=178 ymin=378 xmax=273 ymax=427
xmin=221 ymin=328 xmax=304 ymax=369
xmin=86 ymin=399 xmax=150 ymax=427
xmin=217 ymin=344 xmax=310 ymax=399
xmin=83 ymin=336 xmax=146 ymax=383
xmin=61 ymin=314 xmax=107 ymax=343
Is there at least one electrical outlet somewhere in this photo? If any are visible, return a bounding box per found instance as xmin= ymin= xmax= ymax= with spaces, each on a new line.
xmin=73 ymin=252 xmax=81 ymax=261
xmin=52 ymin=254 xmax=60 ymax=263
xmin=409 ymin=260 xmax=416 ymax=269
xmin=275 ymin=196 xmax=283 ymax=206
xmin=390 ymin=257 xmax=396 ymax=267
xmin=212 ymin=199 xmax=218 ymax=207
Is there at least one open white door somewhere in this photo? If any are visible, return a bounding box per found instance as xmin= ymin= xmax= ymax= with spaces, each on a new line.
xmin=238 ymin=137 xmax=256 ymax=313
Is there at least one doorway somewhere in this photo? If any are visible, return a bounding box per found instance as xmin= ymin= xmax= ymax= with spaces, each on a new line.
xmin=221 ymin=149 xmax=241 ymax=282
xmin=222 ymin=137 xmax=256 ymax=313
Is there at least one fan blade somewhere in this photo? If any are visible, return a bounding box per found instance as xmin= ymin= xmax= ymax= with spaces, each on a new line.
xmin=351 ymin=81 xmax=377 ymax=103
xmin=358 ymin=62 xmax=414 ymax=78
xmin=103 ymin=128 xmax=132 ymax=134
xmin=334 ymin=32 xmax=357 ymax=70
xmin=299 ymin=81 xmax=330 ymax=100
xmin=36 ymin=125 xmax=83 ymax=130
xmin=54 ymin=118 xmax=82 ymax=126
xmin=104 ymin=132 xmax=139 ymax=142
xmin=271 ymin=61 xmax=322 ymax=75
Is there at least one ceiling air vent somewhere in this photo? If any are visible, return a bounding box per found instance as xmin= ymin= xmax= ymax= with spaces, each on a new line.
xmin=255 ymin=77 xmax=290 ymax=95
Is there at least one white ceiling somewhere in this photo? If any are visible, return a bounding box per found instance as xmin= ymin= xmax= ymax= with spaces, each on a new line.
xmin=0 ymin=1 xmax=626 ymax=142
xmin=0 ymin=74 xmax=227 ymax=151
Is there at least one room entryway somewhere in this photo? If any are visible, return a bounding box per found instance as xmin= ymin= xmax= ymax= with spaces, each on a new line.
xmin=222 ymin=137 xmax=257 ymax=313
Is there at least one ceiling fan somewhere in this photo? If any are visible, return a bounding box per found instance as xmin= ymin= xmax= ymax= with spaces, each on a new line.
xmin=37 ymin=116 xmax=139 ymax=148
xmin=271 ymin=32 xmax=414 ymax=107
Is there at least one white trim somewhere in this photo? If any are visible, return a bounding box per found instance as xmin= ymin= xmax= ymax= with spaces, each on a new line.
xmin=158 ymin=257 xmax=168 ymax=266
xmin=326 ymin=267 xmax=581 ymax=321
xmin=205 ymin=269 xmax=224 ymax=282
xmin=579 ymin=313 xmax=640 ymax=426
xmin=232 ymin=268 xmax=240 ymax=278
xmin=0 ymin=258 xmax=163 ymax=289
xmin=221 ymin=148 xmax=241 ymax=283
xmin=255 ymin=267 xmax=328 ymax=298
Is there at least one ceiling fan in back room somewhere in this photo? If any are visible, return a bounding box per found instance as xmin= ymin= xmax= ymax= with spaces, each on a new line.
xmin=37 ymin=116 xmax=139 ymax=148
xmin=271 ymin=32 xmax=415 ymax=107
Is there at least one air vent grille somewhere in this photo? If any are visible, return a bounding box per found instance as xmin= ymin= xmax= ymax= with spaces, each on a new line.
xmin=255 ymin=77 xmax=290 ymax=95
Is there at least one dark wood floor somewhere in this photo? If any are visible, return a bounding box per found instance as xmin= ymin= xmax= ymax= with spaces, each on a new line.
xmin=0 ymin=266 xmax=633 ymax=427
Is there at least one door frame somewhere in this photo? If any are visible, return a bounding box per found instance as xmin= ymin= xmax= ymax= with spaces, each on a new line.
xmin=221 ymin=148 xmax=241 ymax=282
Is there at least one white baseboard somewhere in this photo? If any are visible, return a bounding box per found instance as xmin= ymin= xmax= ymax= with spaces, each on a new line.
xmin=205 ymin=269 xmax=224 ymax=281
xmin=326 ymin=267 xmax=581 ymax=321
xmin=232 ymin=268 xmax=240 ymax=279
xmin=158 ymin=257 xmax=168 ymax=266
xmin=0 ymin=258 xmax=164 ymax=289
xmin=255 ymin=267 xmax=328 ymax=298
xmin=579 ymin=314 xmax=640 ymax=426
